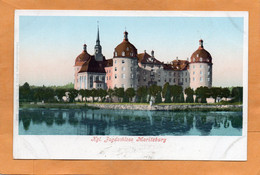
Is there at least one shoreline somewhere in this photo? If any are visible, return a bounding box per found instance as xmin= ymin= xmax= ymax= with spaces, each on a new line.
xmin=19 ymin=103 xmax=242 ymax=111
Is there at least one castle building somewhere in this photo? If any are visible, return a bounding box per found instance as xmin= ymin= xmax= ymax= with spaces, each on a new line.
xmin=74 ymin=27 xmax=213 ymax=91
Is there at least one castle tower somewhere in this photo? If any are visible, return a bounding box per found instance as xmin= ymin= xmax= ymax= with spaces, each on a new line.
xmin=74 ymin=44 xmax=91 ymax=89
xmin=189 ymin=39 xmax=213 ymax=90
xmin=111 ymin=31 xmax=138 ymax=89
xmin=94 ymin=25 xmax=103 ymax=61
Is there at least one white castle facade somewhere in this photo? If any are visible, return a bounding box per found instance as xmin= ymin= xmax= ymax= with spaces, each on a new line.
xmin=74 ymin=27 xmax=213 ymax=91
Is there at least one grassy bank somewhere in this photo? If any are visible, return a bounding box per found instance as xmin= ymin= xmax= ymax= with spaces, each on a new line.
xmin=19 ymin=103 xmax=99 ymax=109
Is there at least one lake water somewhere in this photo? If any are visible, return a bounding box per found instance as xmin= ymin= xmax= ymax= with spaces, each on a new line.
xmin=19 ymin=108 xmax=242 ymax=136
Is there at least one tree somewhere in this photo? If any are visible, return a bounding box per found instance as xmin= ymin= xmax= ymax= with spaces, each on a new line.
xmin=221 ymin=88 xmax=230 ymax=101
xmin=170 ymin=85 xmax=183 ymax=103
xmin=231 ymin=87 xmax=243 ymax=102
xmin=90 ymin=89 xmax=97 ymax=102
xmin=210 ymin=87 xmax=222 ymax=103
xmin=68 ymin=89 xmax=78 ymax=103
xmin=114 ymin=87 xmax=124 ymax=102
xmin=79 ymin=89 xmax=85 ymax=102
xmin=162 ymin=82 xmax=170 ymax=98
xmin=164 ymin=87 xmax=171 ymax=103
xmin=55 ymin=89 xmax=66 ymax=102
xmin=155 ymin=92 xmax=162 ymax=103
xmin=148 ymin=85 xmax=162 ymax=99
xmin=19 ymin=82 xmax=31 ymax=102
xmin=107 ymin=88 xmax=114 ymax=102
xmin=137 ymin=86 xmax=148 ymax=103
xmin=184 ymin=87 xmax=194 ymax=103
xmin=195 ymin=86 xmax=210 ymax=103
xmin=98 ymin=89 xmax=108 ymax=102
xmin=125 ymin=88 xmax=135 ymax=102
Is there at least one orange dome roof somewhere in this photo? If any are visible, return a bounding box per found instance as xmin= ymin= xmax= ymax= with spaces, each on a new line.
xmin=113 ymin=31 xmax=137 ymax=58
xmin=190 ymin=39 xmax=212 ymax=64
xmin=75 ymin=44 xmax=91 ymax=66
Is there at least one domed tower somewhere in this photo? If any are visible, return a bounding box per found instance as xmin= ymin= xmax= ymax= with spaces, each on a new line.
xmin=189 ymin=39 xmax=213 ymax=90
xmin=74 ymin=44 xmax=91 ymax=89
xmin=111 ymin=31 xmax=138 ymax=89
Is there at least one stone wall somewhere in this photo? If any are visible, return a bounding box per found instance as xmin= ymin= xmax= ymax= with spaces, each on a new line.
xmin=87 ymin=103 xmax=242 ymax=111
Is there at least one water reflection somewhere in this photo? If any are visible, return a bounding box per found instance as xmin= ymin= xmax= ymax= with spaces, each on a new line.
xmin=19 ymin=109 xmax=242 ymax=136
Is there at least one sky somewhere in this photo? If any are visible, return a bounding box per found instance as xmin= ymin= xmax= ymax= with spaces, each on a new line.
xmin=18 ymin=14 xmax=245 ymax=87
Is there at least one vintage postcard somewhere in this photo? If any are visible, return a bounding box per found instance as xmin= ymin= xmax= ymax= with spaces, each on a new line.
xmin=14 ymin=10 xmax=248 ymax=160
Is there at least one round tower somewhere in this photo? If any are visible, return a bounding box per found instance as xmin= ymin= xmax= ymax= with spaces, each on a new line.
xmin=189 ymin=39 xmax=213 ymax=90
xmin=112 ymin=31 xmax=138 ymax=89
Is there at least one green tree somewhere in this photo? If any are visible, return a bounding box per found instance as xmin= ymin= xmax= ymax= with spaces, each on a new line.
xmin=114 ymin=87 xmax=124 ymax=102
xmin=98 ymin=89 xmax=108 ymax=102
xmin=195 ymin=86 xmax=210 ymax=103
xmin=170 ymin=85 xmax=183 ymax=103
xmin=221 ymin=88 xmax=230 ymax=101
xmin=107 ymin=88 xmax=114 ymax=102
xmin=19 ymin=82 xmax=32 ymax=102
xmin=184 ymin=87 xmax=194 ymax=103
xmin=210 ymin=87 xmax=222 ymax=103
xmin=90 ymin=88 xmax=97 ymax=102
xmin=68 ymin=89 xmax=78 ymax=103
xmin=137 ymin=86 xmax=148 ymax=103
xmin=55 ymin=89 xmax=66 ymax=102
xmin=164 ymin=87 xmax=171 ymax=103
xmin=231 ymin=87 xmax=243 ymax=102
xmin=155 ymin=92 xmax=162 ymax=103
xmin=125 ymin=88 xmax=136 ymax=102
xmin=162 ymin=82 xmax=170 ymax=98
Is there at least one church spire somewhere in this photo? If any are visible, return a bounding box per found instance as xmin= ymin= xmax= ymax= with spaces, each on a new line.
xmin=96 ymin=22 xmax=100 ymax=45
xmin=94 ymin=22 xmax=103 ymax=62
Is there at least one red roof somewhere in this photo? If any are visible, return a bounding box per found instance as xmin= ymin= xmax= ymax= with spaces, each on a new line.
xmin=78 ymin=56 xmax=106 ymax=73
xmin=137 ymin=52 xmax=162 ymax=65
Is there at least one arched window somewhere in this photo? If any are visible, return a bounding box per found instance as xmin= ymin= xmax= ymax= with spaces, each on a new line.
xmin=200 ymin=57 xmax=203 ymax=62
xmin=115 ymin=52 xmax=117 ymax=56
xmin=122 ymin=51 xmax=125 ymax=56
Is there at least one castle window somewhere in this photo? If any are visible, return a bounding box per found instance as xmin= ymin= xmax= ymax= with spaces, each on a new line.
xmin=115 ymin=60 xmax=117 ymax=64
xmin=197 ymin=54 xmax=199 ymax=57
xmin=131 ymin=84 xmax=133 ymax=87
xmin=122 ymin=74 xmax=125 ymax=79
xmin=193 ymin=65 xmax=195 ymax=68
xmin=115 ymin=52 xmax=117 ymax=56
xmin=126 ymin=47 xmax=129 ymax=51
xmin=185 ymin=72 xmax=187 ymax=76
xmin=200 ymin=65 xmax=202 ymax=68
xmin=193 ymin=77 xmax=195 ymax=81
xmin=122 ymin=67 xmax=125 ymax=71
xmin=193 ymin=71 xmax=195 ymax=75
xmin=115 ymin=67 xmax=117 ymax=71
xmin=122 ymin=51 xmax=125 ymax=56
xmin=109 ymin=76 xmax=111 ymax=80
xmin=185 ymin=78 xmax=187 ymax=82
xmin=200 ymin=71 xmax=203 ymax=75
xmin=122 ymin=60 xmax=125 ymax=63
xmin=169 ymin=78 xmax=171 ymax=82
xmin=131 ymin=74 xmax=134 ymax=78
xmin=173 ymin=78 xmax=176 ymax=83
xmin=102 ymin=76 xmax=105 ymax=81
xmin=193 ymin=58 xmax=195 ymax=62
xmin=130 ymin=52 xmax=133 ymax=56
xmin=131 ymin=67 xmax=133 ymax=71
xmin=122 ymin=84 xmax=125 ymax=88
xmin=200 ymin=77 xmax=203 ymax=82
xmin=96 ymin=76 xmax=99 ymax=81
xmin=208 ymin=71 xmax=210 ymax=75
xmin=115 ymin=74 xmax=117 ymax=79
xmin=169 ymin=72 xmax=171 ymax=76
xmin=200 ymin=57 xmax=203 ymax=62
xmin=208 ymin=78 xmax=210 ymax=81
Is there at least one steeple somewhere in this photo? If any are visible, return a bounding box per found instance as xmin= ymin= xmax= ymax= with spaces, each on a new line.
xmin=96 ymin=24 xmax=100 ymax=45
xmin=199 ymin=39 xmax=204 ymax=49
xmin=124 ymin=30 xmax=128 ymax=41
xmin=94 ymin=22 xmax=103 ymax=62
